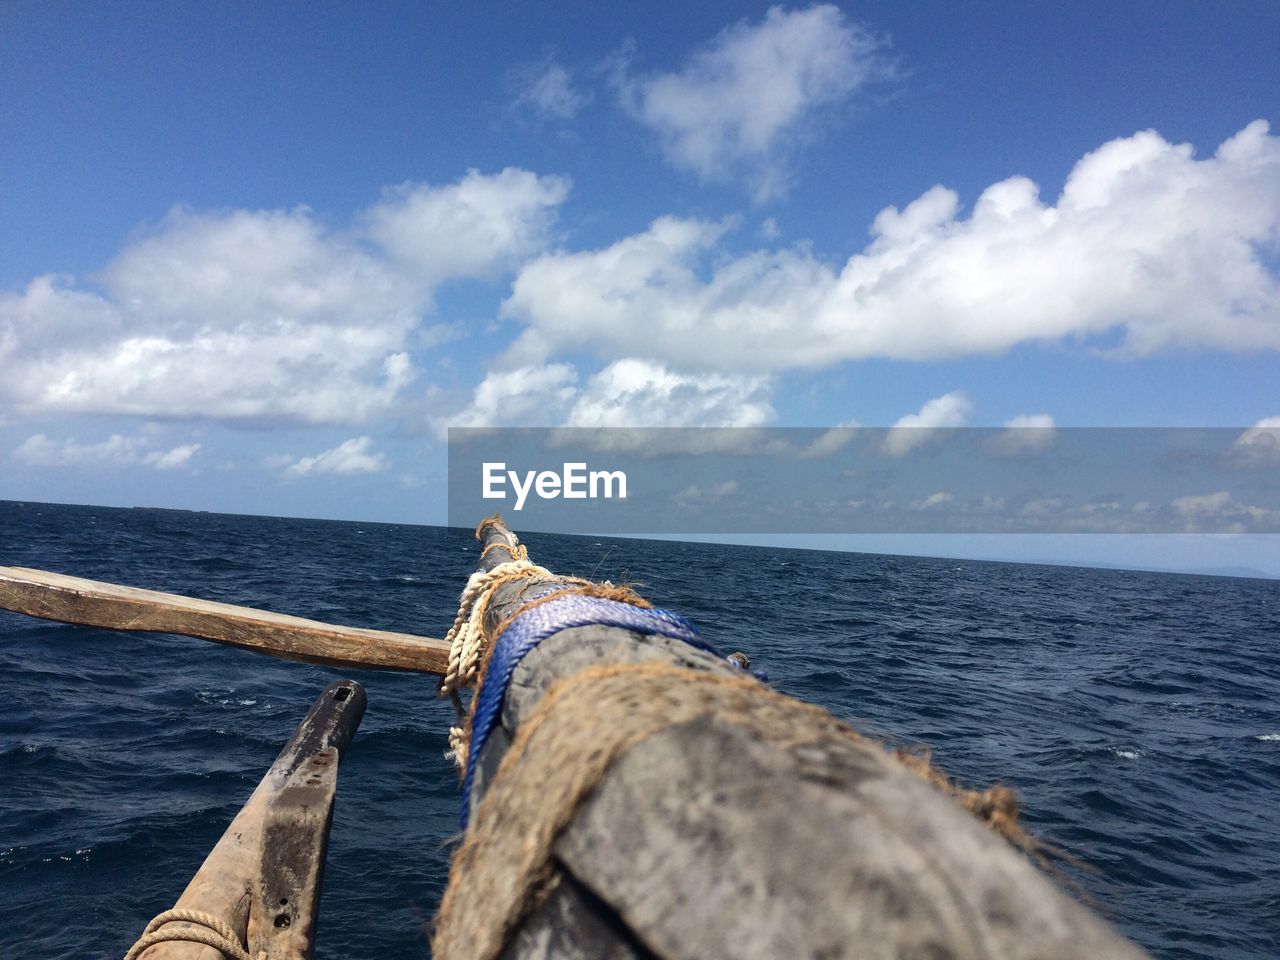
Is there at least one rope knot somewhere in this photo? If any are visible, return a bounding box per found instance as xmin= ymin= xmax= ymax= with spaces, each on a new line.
xmin=123 ymin=908 xmax=251 ymax=960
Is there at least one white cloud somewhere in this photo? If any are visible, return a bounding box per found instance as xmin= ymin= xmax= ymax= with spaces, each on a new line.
xmin=1232 ymin=415 xmax=1280 ymax=463
xmin=798 ymin=423 xmax=859 ymax=458
xmin=503 ymin=122 xmax=1280 ymax=370
xmin=565 ymin=359 xmax=774 ymax=427
xmin=992 ymin=414 xmax=1057 ymax=455
xmin=13 ymin=432 xmax=200 ymax=470
xmin=911 ymin=491 xmax=953 ymax=510
xmin=449 ymin=363 xmax=580 ymax=429
xmin=511 ymin=57 xmax=590 ymax=120
xmin=447 ymin=358 xmax=774 ymax=436
xmin=1172 ymin=490 xmax=1235 ymax=517
xmin=884 ymin=391 xmax=971 ymax=456
xmin=1171 ymin=490 xmax=1273 ymax=532
xmin=614 ymin=4 xmax=885 ymax=200
xmin=363 ymin=168 xmax=569 ymax=284
xmin=281 ymin=437 xmax=387 ymax=477
xmin=0 ymin=169 xmax=568 ymax=426
xmin=144 ymin=443 xmax=201 ymax=470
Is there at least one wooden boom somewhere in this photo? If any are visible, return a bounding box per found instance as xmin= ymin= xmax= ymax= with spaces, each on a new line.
xmin=0 ymin=565 xmax=449 ymax=674
xmin=436 ymin=518 xmax=1151 ymax=960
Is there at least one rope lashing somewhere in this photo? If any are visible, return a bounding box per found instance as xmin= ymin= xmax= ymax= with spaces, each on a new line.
xmin=437 ymin=550 xmax=585 ymax=762
xmin=437 ymin=536 xmax=621 ymax=767
xmin=123 ymin=908 xmax=255 ymax=960
xmin=459 ymin=593 xmax=723 ymax=828
xmin=439 ymin=547 xmax=538 ymax=695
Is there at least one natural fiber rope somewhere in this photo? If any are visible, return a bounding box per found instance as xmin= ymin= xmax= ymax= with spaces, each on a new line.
xmin=123 ymin=908 xmax=254 ymax=960
xmin=432 ymin=661 xmax=1044 ymax=960
xmin=437 ymin=542 xmax=596 ymax=768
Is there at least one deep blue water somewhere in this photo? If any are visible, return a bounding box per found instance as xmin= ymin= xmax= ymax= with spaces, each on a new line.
xmin=1 ymin=501 xmax=1278 ymax=959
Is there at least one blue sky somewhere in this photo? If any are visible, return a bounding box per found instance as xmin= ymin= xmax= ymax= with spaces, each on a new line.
xmin=1 ymin=2 xmax=1278 ymax=573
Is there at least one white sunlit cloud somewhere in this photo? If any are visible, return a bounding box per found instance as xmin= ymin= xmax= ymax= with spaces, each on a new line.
xmin=449 ymin=358 xmax=775 ymax=432
xmin=992 ymin=414 xmax=1058 ymax=455
xmin=883 ymin=391 xmax=972 ymax=456
xmin=279 ymin=437 xmax=388 ymax=478
xmin=565 ymin=359 xmax=774 ymax=428
xmin=1171 ymin=490 xmax=1275 ymax=532
xmin=613 ymin=3 xmax=887 ymax=201
xmin=910 ymin=491 xmax=954 ymax=510
xmin=448 ymin=363 xmax=581 ymax=430
xmin=13 ymin=432 xmax=200 ymax=470
xmin=1232 ymin=415 xmax=1280 ymax=463
xmin=503 ymin=122 xmax=1280 ymax=372
xmin=0 ymin=168 xmax=568 ymax=427
xmin=798 ymin=423 xmax=860 ymax=459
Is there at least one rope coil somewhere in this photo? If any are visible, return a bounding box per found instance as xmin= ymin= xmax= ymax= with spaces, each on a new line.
xmin=123 ymin=908 xmax=253 ymax=960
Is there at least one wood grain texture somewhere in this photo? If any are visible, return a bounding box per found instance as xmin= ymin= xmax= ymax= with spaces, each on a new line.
xmin=488 ymin=628 xmax=1148 ymax=960
xmin=0 ymin=565 xmax=449 ymax=674
xmin=460 ymin=517 xmax=1150 ymax=960
xmin=557 ymin=717 xmax=1147 ymax=960
xmin=137 ymin=680 xmax=364 ymax=959
xmin=497 ymin=872 xmax=656 ymax=960
xmin=455 ymin=522 xmax=1146 ymax=960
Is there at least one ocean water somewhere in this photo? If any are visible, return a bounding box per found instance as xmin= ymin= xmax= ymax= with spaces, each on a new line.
xmin=1 ymin=501 xmax=1277 ymax=959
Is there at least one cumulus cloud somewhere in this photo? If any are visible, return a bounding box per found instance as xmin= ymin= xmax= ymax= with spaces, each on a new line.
xmin=511 ymin=56 xmax=590 ymax=120
xmin=0 ymin=169 xmax=568 ymax=426
xmin=280 ymin=437 xmax=387 ymax=477
xmin=1171 ymin=490 xmax=1274 ymax=531
xmin=911 ymin=491 xmax=953 ymax=510
xmin=883 ymin=391 xmax=971 ymax=456
xmin=449 ymin=363 xmax=580 ymax=429
xmin=798 ymin=423 xmax=859 ymax=459
xmin=1232 ymin=415 xmax=1280 ymax=463
xmin=448 ymin=358 xmax=775 ymax=434
xmin=144 ymin=443 xmax=201 ymax=470
xmin=503 ymin=122 xmax=1280 ymax=370
xmin=13 ymin=432 xmax=200 ymax=470
xmin=614 ymin=4 xmax=886 ymax=200
xmin=362 ymin=168 xmax=568 ymax=283
xmin=565 ymin=359 xmax=774 ymax=427
xmin=992 ymin=414 xmax=1058 ymax=455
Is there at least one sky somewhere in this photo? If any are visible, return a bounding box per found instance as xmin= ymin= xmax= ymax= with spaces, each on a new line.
xmin=1 ymin=2 xmax=1278 ymax=574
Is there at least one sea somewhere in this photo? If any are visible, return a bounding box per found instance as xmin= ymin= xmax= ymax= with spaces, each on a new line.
xmin=1 ymin=500 xmax=1277 ymax=959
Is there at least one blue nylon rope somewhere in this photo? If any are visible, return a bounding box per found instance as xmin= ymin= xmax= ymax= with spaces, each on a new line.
xmin=459 ymin=593 xmax=724 ymax=828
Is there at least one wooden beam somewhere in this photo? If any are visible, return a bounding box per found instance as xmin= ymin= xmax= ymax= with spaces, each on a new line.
xmin=445 ymin=517 xmax=1150 ymax=960
xmin=133 ymin=680 xmax=366 ymax=959
xmin=0 ymin=565 xmax=449 ymax=674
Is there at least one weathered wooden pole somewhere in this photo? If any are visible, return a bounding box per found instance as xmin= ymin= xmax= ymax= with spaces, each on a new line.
xmin=0 ymin=566 xmax=449 ymax=673
xmin=435 ymin=517 xmax=1150 ymax=960
xmin=126 ymin=680 xmax=366 ymax=960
